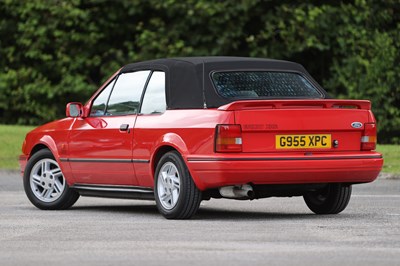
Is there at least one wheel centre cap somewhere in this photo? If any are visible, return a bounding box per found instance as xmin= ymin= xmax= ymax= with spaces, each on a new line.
xmin=166 ymin=177 xmax=172 ymax=190
xmin=41 ymin=171 xmax=55 ymax=189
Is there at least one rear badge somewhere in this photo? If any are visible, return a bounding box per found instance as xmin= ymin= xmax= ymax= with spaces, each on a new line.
xmin=351 ymin=122 xmax=363 ymax=128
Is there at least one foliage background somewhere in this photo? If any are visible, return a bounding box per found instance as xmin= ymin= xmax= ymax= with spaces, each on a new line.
xmin=0 ymin=0 xmax=399 ymax=143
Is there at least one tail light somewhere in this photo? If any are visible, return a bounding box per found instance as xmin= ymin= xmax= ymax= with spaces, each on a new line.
xmin=215 ymin=124 xmax=242 ymax=152
xmin=361 ymin=123 xmax=377 ymax=151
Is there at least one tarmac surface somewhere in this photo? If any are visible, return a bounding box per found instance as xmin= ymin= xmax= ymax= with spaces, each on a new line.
xmin=0 ymin=170 xmax=399 ymax=266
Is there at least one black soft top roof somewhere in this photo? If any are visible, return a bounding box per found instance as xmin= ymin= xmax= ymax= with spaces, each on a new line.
xmin=120 ymin=57 xmax=325 ymax=109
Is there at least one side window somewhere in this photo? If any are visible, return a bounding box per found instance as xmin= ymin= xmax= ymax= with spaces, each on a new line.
xmin=90 ymin=79 xmax=115 ymax=117
xmin=106 ymin=70 xmax=150 ymax=116
xmin=140 ymin=71 xmax=166 ymax=115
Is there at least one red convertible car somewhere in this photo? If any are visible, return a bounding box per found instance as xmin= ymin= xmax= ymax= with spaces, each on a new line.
xmin=20 ymin=57 xmax=383 ymax=219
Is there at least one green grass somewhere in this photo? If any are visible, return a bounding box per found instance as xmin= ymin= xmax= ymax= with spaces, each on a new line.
xmin=377 ymin=144 xmax=400 ymax=175
xmin=0 ymin=125 xmax=399 ymax=175
xmin=0 ymin=124 xmax=35 ymax=169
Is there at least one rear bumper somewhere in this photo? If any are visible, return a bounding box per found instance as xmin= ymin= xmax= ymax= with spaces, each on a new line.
xmin=186 ymin=153 xmax=383 ymax=191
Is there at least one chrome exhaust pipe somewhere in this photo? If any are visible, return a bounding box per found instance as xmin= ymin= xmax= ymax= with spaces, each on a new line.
xmin=219 ymin=184 xmax=255 ymax=199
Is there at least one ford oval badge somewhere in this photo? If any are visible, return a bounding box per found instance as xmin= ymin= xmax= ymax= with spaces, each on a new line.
xmin=351 ymin=122 xmax=363 ymax=128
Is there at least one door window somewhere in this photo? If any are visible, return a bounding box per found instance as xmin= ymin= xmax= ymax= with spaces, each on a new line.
xmin=90 ymin=79 xmax=115 ymax=116
xmin=106 ymin=71 xmax=151 ymax=116
xmin=140 ymin=71 xmax=166 ymax=114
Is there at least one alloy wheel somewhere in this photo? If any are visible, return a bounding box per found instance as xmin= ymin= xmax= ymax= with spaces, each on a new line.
xmin=157 ymin=162 xmax=181 ymax=210
xmin=29 ymin=158 xmax=66 ymax=203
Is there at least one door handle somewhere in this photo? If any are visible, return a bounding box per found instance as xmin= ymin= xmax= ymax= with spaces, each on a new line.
xmin=120 ymin=124 xmax=130 ymax=133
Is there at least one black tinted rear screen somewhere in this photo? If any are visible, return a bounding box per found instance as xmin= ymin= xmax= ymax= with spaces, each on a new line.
xmin=212 ymin=71 xmax=322 ymax=99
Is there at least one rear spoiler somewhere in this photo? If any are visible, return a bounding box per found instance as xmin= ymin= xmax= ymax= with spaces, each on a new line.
xmin=218 ymin=99 xmax=371 ymax=111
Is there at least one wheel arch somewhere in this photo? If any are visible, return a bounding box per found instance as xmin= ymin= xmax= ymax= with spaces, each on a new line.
xmin=29 ymin=143 xmax=50 ymax=158
xmin=28 ymin=135 xmax=60 ymax=159
xmin=150 ymin=133 xmax=188 ymax=174
xmin=150 ymin=132 xmax=204 ymax=188
xmin=26 ymin=135 xmax=74 ymax=182
xmin=151 ymin=145 xmax=177 ymax=179
xmin=27 ymin=137 xmax=75 ymax=185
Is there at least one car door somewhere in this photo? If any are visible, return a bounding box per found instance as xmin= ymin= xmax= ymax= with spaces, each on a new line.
xmin=132 ymin=71 xmax=167 ymax=187
xmin=68 ymin=70 xmax=151 ymax=186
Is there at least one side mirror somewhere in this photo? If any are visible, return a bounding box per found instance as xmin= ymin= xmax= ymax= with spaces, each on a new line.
xmin=66 ymin=102 xmax=84 ymax=118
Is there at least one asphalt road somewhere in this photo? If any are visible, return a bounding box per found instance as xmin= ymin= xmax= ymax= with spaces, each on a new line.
xmin=1 ymin=170 xmax=399 ymax=266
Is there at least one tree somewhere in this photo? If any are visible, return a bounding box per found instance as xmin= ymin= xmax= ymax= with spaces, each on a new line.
xmin=0 ymin=0 xmax=399 ymax=142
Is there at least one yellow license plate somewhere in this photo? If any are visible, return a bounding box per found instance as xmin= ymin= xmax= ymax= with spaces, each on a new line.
xmin=276 ymin=134 xmax=331 ymax=149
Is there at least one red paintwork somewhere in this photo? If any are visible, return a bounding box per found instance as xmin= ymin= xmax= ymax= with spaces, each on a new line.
xmin=20 ymin=91 xmax=383 ymax=192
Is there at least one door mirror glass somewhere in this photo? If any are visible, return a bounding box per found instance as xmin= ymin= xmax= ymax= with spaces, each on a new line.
xmin=66 ymin=102 xmax=84 ymax=117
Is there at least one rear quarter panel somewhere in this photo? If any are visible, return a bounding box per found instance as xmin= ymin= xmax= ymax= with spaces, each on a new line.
xmin=133 ymin=109 xmax=234 ymax=187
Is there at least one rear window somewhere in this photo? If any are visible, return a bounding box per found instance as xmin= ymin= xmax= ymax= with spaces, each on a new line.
xmin=211 ymin=71 xmax=322 ymax=99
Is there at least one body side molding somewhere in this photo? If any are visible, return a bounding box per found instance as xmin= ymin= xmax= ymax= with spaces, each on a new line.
xmin=60 ymin=158 xmax=150 ymax=163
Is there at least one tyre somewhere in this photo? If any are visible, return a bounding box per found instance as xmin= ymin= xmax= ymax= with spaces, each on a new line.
xmin=154 ymin=151 xmax=202 ymax=219
xmin=23 ymin=149 xmax=79 ymax=210
xmin=303 ymin=183 xmax=352 ymax=214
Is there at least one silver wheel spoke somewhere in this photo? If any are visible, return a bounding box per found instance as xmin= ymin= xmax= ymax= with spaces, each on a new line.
xmin=40 ymin=189 xmax=47 ymax=197
xmin=171 ymin=189 xmax=179 ymax=206
xmin=161 ymin=193 xmax=171 ymax=202
xmin=168 ymin=166 xmax=176 ymax=177
xmin=41 ymin=161 xmax=46 ymax=174
xmin=166 ymin=164 xmax=172 ymax=175
xmin=32 ymin=174 xmax=41 ymax=186
xmin=171 ymin=175 xmax=180 ymax=190
xmin=41 ymin=188 xmax=52 ymax=199
xmin=160 ymin=172 xmax=168 ymax=187
xmin=51 ymin=168 xmax=62 ymax=178
xmin=54 ymin=180 xmax=63 ymax=194
xmin=43 ymin=161 xmax=51 ymax=172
